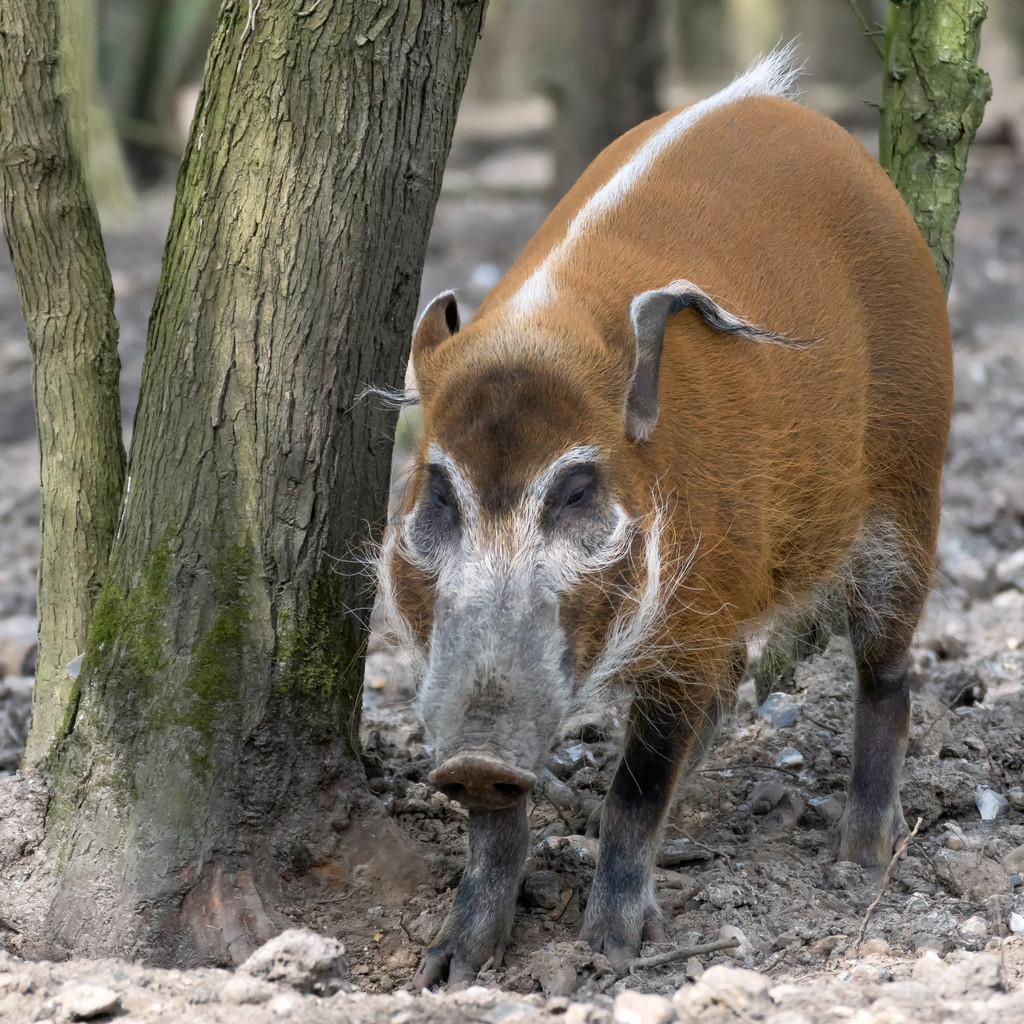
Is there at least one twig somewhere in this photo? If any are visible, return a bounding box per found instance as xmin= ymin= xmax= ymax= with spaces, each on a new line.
xmin=844 ymin=0 xmax=885 ymax=59
xmin=665 ymin=826 xmax=733 ymax=865
xmin=759 ymin=945 xmax=792 ymax=973
xmin=699 ymin=763 xmax=801 ymax=781
xmin=990 ymin=894 xmax=1009 ymax=993
xmin=853 ymin=817 xmax=922 ymax=955
xmin=625 ymin=937 xmax=740 ymax=976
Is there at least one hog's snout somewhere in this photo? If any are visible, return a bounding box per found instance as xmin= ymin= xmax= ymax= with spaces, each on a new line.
xmin=429 ymin=753 xmax=537 ymax=810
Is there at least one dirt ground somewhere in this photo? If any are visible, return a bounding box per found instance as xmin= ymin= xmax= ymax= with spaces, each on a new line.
xmin=2 ymin=107 xmax=1024 ymax=1022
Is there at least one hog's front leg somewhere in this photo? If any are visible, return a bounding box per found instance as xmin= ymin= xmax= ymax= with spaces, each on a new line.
xmin=582 ymin=687 xmax=728 ymax=968
xmin=413 ymin=802 xmax=529 ymax=988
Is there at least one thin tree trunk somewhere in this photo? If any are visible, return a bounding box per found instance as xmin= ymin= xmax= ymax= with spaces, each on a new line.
xmin=547 ymin=0 xmax=664 ymax=202
xmin=61 ymin=0 xmax=137 ymax=225
xmin=10 ymin=0 xmax=486 ymax=966
xmin=879 ymin=0 xmax=991 ymax=294
xmin=0 ymin=0 xmax=126 ymax=765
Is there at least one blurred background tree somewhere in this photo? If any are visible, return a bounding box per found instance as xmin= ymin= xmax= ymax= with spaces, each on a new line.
xmin=97 ymin=0 xmax=217 ymax=182
xmin=82 ymin=0 xmax=1024 ymax=200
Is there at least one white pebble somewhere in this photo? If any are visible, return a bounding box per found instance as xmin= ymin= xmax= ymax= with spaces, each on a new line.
xmin=58 ymin=983 xmax=121 ymax=1020
xmin=976 ymin=786 xmax=1010 ymax=820
xmin=613 ymin=990 xmax=673 ymax=1024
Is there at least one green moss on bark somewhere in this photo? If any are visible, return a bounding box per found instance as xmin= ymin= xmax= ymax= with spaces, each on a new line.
xmin=275 ymin=573 xmax=364 ymax=747
xmin=879 ymin=0 xmax=991 ymax=293
xmin=80 ymin=535 xmax=172 ymax=697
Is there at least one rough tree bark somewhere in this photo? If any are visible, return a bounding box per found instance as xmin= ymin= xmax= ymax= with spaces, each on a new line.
xmin=3 ymin=0 xmax=487 ymax=966
xmin=546 ymin=0 xmax=664 ymax=202
xmin=0 ymin=0 xmax=127 ymax=766
xmin=879 ymin=0 xmax=991 ymax=294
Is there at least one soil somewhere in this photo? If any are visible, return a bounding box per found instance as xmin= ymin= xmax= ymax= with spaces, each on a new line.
xmin=1 ymin=110 xmax=1024 ymax=1022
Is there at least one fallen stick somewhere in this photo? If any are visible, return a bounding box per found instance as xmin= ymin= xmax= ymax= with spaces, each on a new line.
xmin=625 ymin=937 xmax=740 ymax=976
xmin=853 ymin=816 xmax=922 ymax=956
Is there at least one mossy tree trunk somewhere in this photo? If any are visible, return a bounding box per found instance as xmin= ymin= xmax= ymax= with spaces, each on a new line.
xmin=879 ymin=0 xmax=991 ymax=294
xmin=546 ymin=0 xmax=664 ymax=202
xmin=0 ymin=0 xmax=127 ymax=766
xmin=13 ymin=0 xmax=486 ymax=965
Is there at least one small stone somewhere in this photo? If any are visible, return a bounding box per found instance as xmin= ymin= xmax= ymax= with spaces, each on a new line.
xmin=221 ymin=974 xmax=278 ymax=1005
xmin=1008 ymin=787 xmax=1024 ymax=811
xmin=912 ymin=948 xmax=944 ymax=978
xmin=757 ymin=692 xmax=797 ymax=727
xmin=267 ymin=991 xmax=304 ymax=1015
xmin=748 ymin=780 xmax=786 ymax=815
xmin=944 ymin=823 xmax=967 ymax=851
xmin=960 ymin=916 xmax=989 ymax=942
xmin=808 ymin=934 xmax=844 ymax=957
xmin=764 ymin=790 xmax=804 ymax=831
xmin=613 ymin=990 xmax=672 ymax=1024
xmin=976 ymin=786 xmax=1011 ymax=820
xmin=685 ymin=957 xmax=704 ymax=981
xmin=808 ymin=794 xmax=844 ymax=823
xmin=776 ymin=746 xmax=804 ymax=768
xmin=860 ymin=938 xmax=890 ymax=956
xmin=522 ymin=870 xmax=563 ymax=910
xmin=58 ymin=983 xmax=121 ymax=1020
xmin=563 ymin=1003 xmax=593 ymax=1024
xmin=698 ymin=964 xmax=769 ymax=1009
xmin=905 ymin=893 xmax=930 ymax=913
xmin=407 ymin=909 xmax=444 ymax=945
xmin=1009 ymin=913 xmax=1024 ymax=934
xmin=914 ymin=933 xmax=946 ymax=954
xmin=240 ymin=928 xmax=345 ymax=994
xmin=561 ymin=999 xmax=593 ymax=1024
xmin=996 ymin=548 xmax=1024 ymax=590
xmin=534 ymin=965 xmax=577 ymax=999
xmin=1003 ymin=844 xmax=1024 ymax=874
xmin=536 ymin=833 xmax=600 ymax=869
xmin=717 ymin=924 xmax=750 ymax=959
xmin=657 ymin=838 xmax=711 ymax=867
xmin=932 ymin=849 xmax=1009 ymax=903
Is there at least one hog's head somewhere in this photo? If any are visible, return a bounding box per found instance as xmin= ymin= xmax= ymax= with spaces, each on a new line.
xmin=376 ymin=290 xmax=685 ymax=810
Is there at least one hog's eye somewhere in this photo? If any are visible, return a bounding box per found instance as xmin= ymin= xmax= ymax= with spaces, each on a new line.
xmin=563 ymin=472 xmax=594 ymax=510
xmin=550 ymin=464 xmax=596 ymax=523
xmin=426 ymin=465 xmax=459 ymax=526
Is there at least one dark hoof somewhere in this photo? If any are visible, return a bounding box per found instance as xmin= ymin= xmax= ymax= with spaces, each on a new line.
xmin=413 ymin=938 xmax=505 ymax=990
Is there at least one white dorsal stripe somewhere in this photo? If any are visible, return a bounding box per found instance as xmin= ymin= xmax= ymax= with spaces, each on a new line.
xmin=510 ymin=43 xmax=804 ymax=315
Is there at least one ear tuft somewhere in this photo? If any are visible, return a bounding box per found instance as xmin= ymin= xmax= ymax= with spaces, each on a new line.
xmin=412 ymin=291 xmax=460 ymax=398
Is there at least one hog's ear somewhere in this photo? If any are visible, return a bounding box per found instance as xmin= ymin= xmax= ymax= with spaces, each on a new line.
xmin=411 ymin=291 xmax=460 ymax=397
xmin=625 ymin=285 xmax=684 ymax=443
xmin=626 ymin=278 xmax=799 ymax=441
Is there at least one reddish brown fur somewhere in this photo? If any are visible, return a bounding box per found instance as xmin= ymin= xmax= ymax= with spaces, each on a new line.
xmin=395 ymin=94 xmax=952 ymax=707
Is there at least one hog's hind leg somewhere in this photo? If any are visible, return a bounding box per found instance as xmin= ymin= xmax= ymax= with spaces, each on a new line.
xmin=413 ymin=803 xmax=529 ymax=988
xmin=582 ymin=657 xmax=737 ymax=968
xmin=837 ymin=520 xmax=931 ymax=871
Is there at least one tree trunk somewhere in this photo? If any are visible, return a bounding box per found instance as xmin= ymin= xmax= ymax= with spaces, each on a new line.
xmin=61 ymin=0 xmax=137 ymax=224
xmin=8 ymin=0 xmax=486 ymax=966
xmin=0 ymin=0 xmax=126 ymax=766
xmin=547 ymin=0 xmax=664 ymax=202
xmin=879 ymin=0 xmax=991 ymax=294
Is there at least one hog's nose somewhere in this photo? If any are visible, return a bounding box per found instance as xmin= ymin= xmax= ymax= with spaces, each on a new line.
xmin=429 ymin=753 xmax=536 ymax=810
